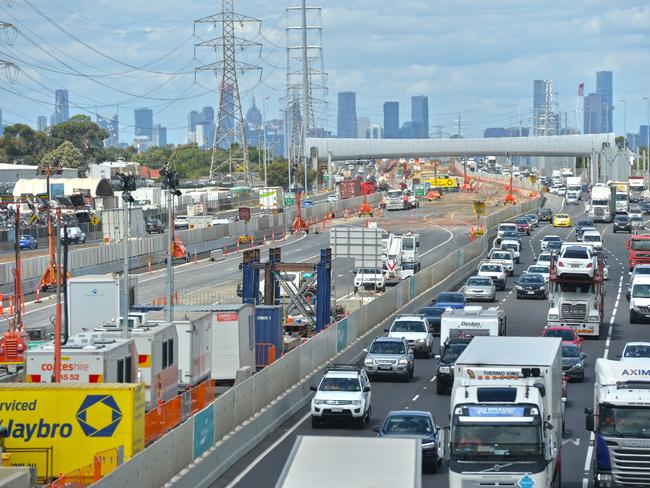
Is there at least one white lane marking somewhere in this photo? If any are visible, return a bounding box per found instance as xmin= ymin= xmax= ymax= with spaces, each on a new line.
xmin=583 ymin=445 xmax=594 ymax=472
xmin=412 ymin=394 xmax=420 ymax=402
xmin=430 ymin=376 xmax=437 ymax=383
xmin=223 ymin=411 xmax=312 ymax=488
xmin=337 ymin=274 xmax=344 ymax=278
xmin=420 ymin=225 xmax=455 ymax=257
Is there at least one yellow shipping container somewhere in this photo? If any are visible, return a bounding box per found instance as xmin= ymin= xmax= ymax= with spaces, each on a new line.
xmin=0 ymin=383 xmax=144 ymax=481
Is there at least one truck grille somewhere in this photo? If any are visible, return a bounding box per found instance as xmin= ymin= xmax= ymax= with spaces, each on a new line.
xmin=612 ymin=446 xmax=650 ymax=485
xmin=561 ymin=303 xmax=587 ymax=321
xmin=461 ymin=479 xmax=517 ymax=487
xmin=637 ymin=306 xmax=650 ymax=315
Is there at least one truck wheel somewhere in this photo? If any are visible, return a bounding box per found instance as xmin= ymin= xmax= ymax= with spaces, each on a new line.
xmin=356 ymin=416 xmax=365 ymax=429
xmin=354 ymin=286 xmax=358 ymax=294
xmin=436 ymin=381 xmax=446 ymax=395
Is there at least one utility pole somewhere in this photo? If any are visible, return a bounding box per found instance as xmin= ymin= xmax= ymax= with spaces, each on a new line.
xmin=263 ymin=96 xmax=269 ymax=187
xmin=621 ymin=99 xmax=627 ymax=149
xmin=160 ymin=167 xmax=181 ymax=323
xmin=117 ymin=173 xmax=136 ymax=338
xmin=454 ymin=115 xmax=463 ymax=138
xmin=194 ymin=1 xmax=262 ymax=183
xmin=644 ymin=97 xmax=650 ymax=184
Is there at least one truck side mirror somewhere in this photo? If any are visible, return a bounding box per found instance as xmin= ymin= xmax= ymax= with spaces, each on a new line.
xmin=440 ymin=426 xmax=450 ymax=462
xmin=585 ymin=408 xmax=594 ymax=432
xmin=625 ymin=291 xmax=630 ymax=301
xmin=310 ymin=385 xmax=317 ymax=392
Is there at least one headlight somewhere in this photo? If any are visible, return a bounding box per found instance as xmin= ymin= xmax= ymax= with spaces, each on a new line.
xmin=439 ymin=366 xmax=451 ymax=374
xmin=398 ymin=358 xmax=409 ymax=365
xmin=548 ymin=313 xmax=559 ymax=320
xmin=314 ymin=399 xmax=326 ymax=405
xmin=364 ymin=358 xmax=374 ymax=365
xmin=516 ymin=285 xmax=522 ymax=290
xmin=350 ymin=400 xmax=362 ymax=406
xmin=596 ymin=473 xmax=613 ymax=483
xmin=421 ymin=441 xmax=437 ymax=449
xmin=418 ymin=338 xmax=426 ymax=343
xmin=589 ymin=315 xmax=600 ymax=322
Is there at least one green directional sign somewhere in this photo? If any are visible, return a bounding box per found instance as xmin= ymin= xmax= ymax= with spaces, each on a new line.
xmin=414 ymin=185 xmax=425 ymax=196
xmin=284 ymin=192 xmax=295 ymax=206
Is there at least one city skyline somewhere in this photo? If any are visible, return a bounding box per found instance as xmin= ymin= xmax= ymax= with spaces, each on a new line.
xmin=0 ymin=1 xmax=648 ymax=144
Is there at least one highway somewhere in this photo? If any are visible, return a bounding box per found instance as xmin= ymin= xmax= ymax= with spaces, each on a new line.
xmin=210 ymin=194 xmax=645 ymax=488
xmin=8 ymin=199 xmax=470 ymax=333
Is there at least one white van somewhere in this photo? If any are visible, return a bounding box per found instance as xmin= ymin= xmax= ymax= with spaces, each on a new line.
xmin=500 ymin=239 xmax=521 ymax=263
xmin=497 ymin=223 xmax=517 ymax=238
xmin=628 ymin=275 xmax=650 ymax=323
xmin=582 ymin=230 xmax=603 ymax=250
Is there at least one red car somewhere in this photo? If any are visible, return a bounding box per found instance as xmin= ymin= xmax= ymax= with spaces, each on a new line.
xmin=514 ymin=218 xmax=531 ymax=235
xmin=542 ymin=326 xmax=584 ymax=349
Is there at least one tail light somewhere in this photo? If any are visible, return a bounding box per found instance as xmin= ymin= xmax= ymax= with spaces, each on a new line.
xmin=587 ymin=263 xmax=593 ymax=268
xmin=558 ymin=261 xmax=565 ymax=267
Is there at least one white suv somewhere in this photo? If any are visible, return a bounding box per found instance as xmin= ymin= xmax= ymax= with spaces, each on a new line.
xmin=541 ymin=235 xmax=562 ymax=251
xmin=557 ymin=246 xmax=597 ymax=279
xmin=310 ymin=365 xmax=372 ymax=428
xmin=477 ymin=261 xmax=507 ymax=291
xmin=488 ymin=249 xmax=515 ymax=275
xmin=385 ymin=314 xmax=434 ymax=357
xmin=582 ymin=230 xmax=603 ymax=250
xmin=354 ymin=268 xmax=386 ymax=293
xmin=497 ymin=223 xmax=517 ymax=238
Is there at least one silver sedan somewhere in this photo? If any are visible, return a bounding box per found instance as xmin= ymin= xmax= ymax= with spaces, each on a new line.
xmin=462 ymin=276 xmax=497 ymax=302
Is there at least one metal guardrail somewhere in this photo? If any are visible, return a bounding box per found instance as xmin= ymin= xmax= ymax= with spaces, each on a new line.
xmin=94 ymin=195 xmax=542 ymax=488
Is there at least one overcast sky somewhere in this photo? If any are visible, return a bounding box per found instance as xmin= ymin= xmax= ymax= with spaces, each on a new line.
xmin=1 ymin=0 xmax=649 ymax=144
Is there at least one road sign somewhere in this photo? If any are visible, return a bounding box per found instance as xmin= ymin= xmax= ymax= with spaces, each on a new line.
xmin=284 ymin=193 xmax=295 ymax=206
xmin=91 ymin=215 xmax=100 ymax=226
xmin=239 ymin=207 xmax=251 ymax=221
xmin=330 ymin=227 xmax=382 ymax=269
xmin=472 ymin=200 xmax=486 ymax=217
xmin=414 ymin=185 xmax=425 ymax=196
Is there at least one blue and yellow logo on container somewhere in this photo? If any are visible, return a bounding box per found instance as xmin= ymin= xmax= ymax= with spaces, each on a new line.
xmin=76 ymin=395 xmax=122 ymax=437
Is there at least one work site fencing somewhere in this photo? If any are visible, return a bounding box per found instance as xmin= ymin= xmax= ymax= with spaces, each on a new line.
xmin=44 ymin=448 xmax=122 ymax=488
xmin=94 ymin=193 xmax=542 ymax=488
xmin=0 ymin=192 xmax=382 ymax=290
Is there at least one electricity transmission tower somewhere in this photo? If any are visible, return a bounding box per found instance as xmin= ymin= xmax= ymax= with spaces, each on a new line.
xmin=286 ymin=1 xmax=327 ymax=189
xmin=194 ymin=0 xmax=262 ymax=183
xmin=1 ymin=2 xmax=19 ymax=84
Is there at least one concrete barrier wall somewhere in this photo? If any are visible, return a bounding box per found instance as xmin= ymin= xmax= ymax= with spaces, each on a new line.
xmin=0 ymin=193 xmax=382 ymax=293
xmin=94 ymin=194 xmax=542 ymax=488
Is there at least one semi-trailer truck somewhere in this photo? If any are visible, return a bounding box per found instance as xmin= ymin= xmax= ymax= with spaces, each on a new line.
xmin=445 ymin=336 xmax=563 ymax=488
xmin=585 ymin=358 xmax=650 ymax=487
xmin=609 ymin=181 xmax=629 ymax=213
xmin=566 ymin=176 xmax=583 ymax=200
xmin=589 ymin=185 xmax=613 ymax=222
xmin=628 ymin=176 xmax=645 ymax=203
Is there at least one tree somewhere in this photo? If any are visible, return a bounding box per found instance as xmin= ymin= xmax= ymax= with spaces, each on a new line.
xmin=0 ymin=123 xmax=51 ymax=165
xmin=40 ymin=141 xmax=86 ymax=175
xmin=49 ymin=115 xmax=108 ymax=164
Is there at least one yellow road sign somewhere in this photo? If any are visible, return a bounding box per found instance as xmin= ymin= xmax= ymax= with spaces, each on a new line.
xmin=91 ymin=215 xmax=100 ymax=226
xmin=472 ymin=200 xmax=486 ymax=216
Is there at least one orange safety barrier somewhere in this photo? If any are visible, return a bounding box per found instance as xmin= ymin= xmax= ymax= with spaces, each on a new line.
xmin=256 ymin=343 xmax=277 ymax=370
xmin=43 ymin=448 xmax=120 ymax=488
xmin=144 ymin=379 xmax=217 ymax=446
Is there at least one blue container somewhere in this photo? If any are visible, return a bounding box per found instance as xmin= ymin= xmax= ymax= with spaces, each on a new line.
xmin=255 ymin=305 xmax=283 ymax=368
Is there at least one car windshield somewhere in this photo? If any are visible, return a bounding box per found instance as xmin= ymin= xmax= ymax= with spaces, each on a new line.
xmin=481 ymin=264 xmax=502 ymax=273
xmin=451 ymin=423 xmax=542 ymax=458
xmin=437 ymin=293 xmax=464 ymax=303
xmin=418 ymin=307 xmax=443 ymax=318
xmin=632 ymin=284 xmax=650 ymax=299
xmin=599 ymin=406 xmax=650 ymax=438
xmin=383 ymin=415 xmax=433 ymax=435
xmin=528 ymin=266 xmax=549 ymax=274
xmin=544 ymin=236 xmax=561 ymax=242
xmin=514 ymin=219 xmax=528 ymax=225
xmin=562 ymin=248 xmax=589 ymax=259
xmin=370 ymin=341 xmax=406 ymax=355
xmin=584 ymin=235 xmax=601 ymax=242
xmin=503 ymin=243 xmax=518 ymax=251
xmin=623 ymin=345 xmax=650 ymax=358
xmin=442 ymin=343 xmax=468 ymax=362
xmin=499 ymin=225 xmax=516 ymax=232
xmin=358 ymin=268 xmax=381 ymax=275
xmin=520 ymin=275 xmax=543 ymax=284
xmin=467 ymin=278 xmax=492 ymax=287
xmin=491 ymin=252 xmax=511 ymax=260
xmin=562 ymin=345 xmax=580 ymax=358
xmin=547 ymin=242 xmax=561 ymax=249
xmin=545 ymin=329 xmax=575 ymax=341
xmin=392 ymin=321 xmax=427 ymax=333
xmin=578 ymin=220 xmax=594 ymax=227
xmin=634 ymin=267 xmax=650 ymax=276
xmin=319 ymin=377 xmax=361 ymax=392
xmin=537 ymin=254 xmax=551 ymax=262
xmin=19 ymin=235 xmax=31 ymax=239
xmin=615 ymin=216 xmax=630 ymax=222
xmin=556 ymin=214 xmax=569 ymax=219
xmin=631 ymin=239 xmax=650 ymax=251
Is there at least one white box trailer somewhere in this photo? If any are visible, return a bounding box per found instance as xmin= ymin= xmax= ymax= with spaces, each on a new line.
xmin=94 ymin=321 xmax=179 ymax=409
xmin=67 ymin=275 xmax=121 ymax=336
xmin=209 ymin=304 xmax=255 ymax=381
xmin=440 ymin=306 xmax=506 ymax=347
xmin=149 ymin=310 xmax=212 ymax=389
xmin=259 ymin=187 xmax=284 ymax=213
xmin=276 ymin=436 xmax=422 ymax=488
xmin=25 ymin=332 xmax=137 ymax=384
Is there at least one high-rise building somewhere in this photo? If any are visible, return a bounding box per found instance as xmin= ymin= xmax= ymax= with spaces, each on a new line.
xmin=245 ymin=98 xmax=262 ymax=128
xmin=134 ymin=108 xmax=153 ymax=140
xmin=97 ymin=113 xmax=119 ymax=147
xmin=383 ymin=102 xmax=399 ymax=139
xmin=153 ymin=124 xmax=167 ymax=147
xmin=411 ymin=96 xmax=429 ymax=138
xmin=596 ymin=71 xmax=613 ymax=133
xmin=356 ymin=117 xmax=370 ymax=140
xmin=337 ymin=92 xmax=357 ymax=138
xmin=583 ymin=93 xmax=603 ymax=134
xmin=37 ymin=116 xmax=48 ymax=132
xmin=533 ymin=80 xmax=559 ymax=136
xmin=188 ymin=110 xmax=201 ymax=134
xmin=367 ymin=124 xmax=382 ymax=139
xmin=202 ymin=106 xmax=214 ymax=125
xmin=484 ymin=127 xmax=509 ymax=138
xmin=639 ymin=125 xmax=650 ymax=149
xmin=53 ymin=89 xmax=69 ymax=125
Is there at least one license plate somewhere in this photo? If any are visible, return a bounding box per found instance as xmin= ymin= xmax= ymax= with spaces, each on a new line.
xmin=331 ymin=407 xmax=343 ymax=412
xmin=527 ymin=291 xmax=535 ymax=295
xmin=378 ymin=364 xmax=392 ymax=370
xmin=577 ymin=329 xmax=593 ymax=333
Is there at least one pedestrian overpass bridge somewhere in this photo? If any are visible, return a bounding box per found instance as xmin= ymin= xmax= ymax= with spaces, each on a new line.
xmin=307 ymin=133 xmax=616 ymax=161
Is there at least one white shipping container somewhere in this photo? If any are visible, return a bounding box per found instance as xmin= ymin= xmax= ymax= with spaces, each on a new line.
xmin=67 ymin=275 xmax=121 ymax=336
xmin=187 ymin=202 xmax=208 ymax=217
xmin=209 ymin=304 xmax=255 ymax=381
xmin=26 ymin=332 xmax=137 ymax=384
xmin=101 ymin=207 xmax=146 ymax=242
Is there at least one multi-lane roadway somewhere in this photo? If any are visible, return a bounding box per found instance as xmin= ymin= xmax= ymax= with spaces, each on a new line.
xmin=211 ymin=194 xmax=645 ymax=488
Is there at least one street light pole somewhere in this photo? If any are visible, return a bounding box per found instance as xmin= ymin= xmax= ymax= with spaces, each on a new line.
xmin=263 ymin=96 xmax=269 ymax=187
xmin=645 ymin=97 xmax=650 ymax=185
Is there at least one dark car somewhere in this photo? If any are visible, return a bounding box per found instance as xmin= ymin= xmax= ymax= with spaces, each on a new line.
xmin=373 ymin=410 xmax=441 ymax=473
xmin=538 ymin=207 xmax=553 ymax=222
xmin=514 ymin=218 xmax=531 ymax=235
xmin=640 ymin=201 xmax=650 ymax=215
xmin=562 ymin=343 xmax=586 ymax=382
xmin=515 ymin=272 xmax=547 ymax=299
xmin=19 ymin=234 xmax=38 ymax=250
xmin=416 ymin=306 xmax=444 ymax=335
xmin=433 ymin=292 xmax=466 ymax=309
xmin=575 ymin=218 xmax=595 ymax=233
xmin=612 ymin=214 xmax=632 ymax=233
xmin=146 ymin=218 xmax=165 ymax=234
xmin=545 ymin=240 xmax=562 ymax=253
xmin=435 ymin=337 xmax=472 ymax=395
